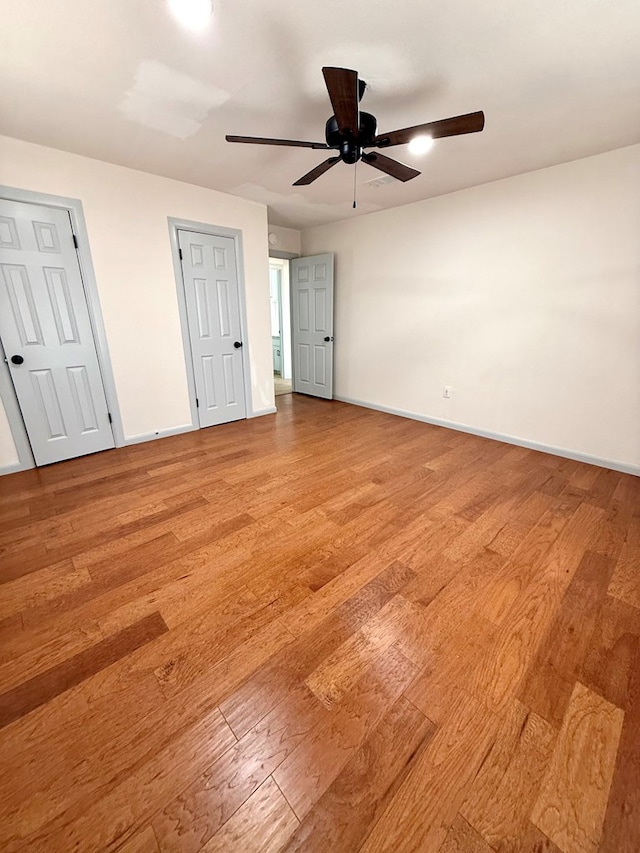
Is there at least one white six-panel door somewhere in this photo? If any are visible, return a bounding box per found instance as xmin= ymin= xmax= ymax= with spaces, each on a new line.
xmin=178 ymin=230 xmax=247 ymax=427
xmin=292 ymin=254 xmax=334 ymax=399
xmin=0 ymin=199 xmax=114 ymax=466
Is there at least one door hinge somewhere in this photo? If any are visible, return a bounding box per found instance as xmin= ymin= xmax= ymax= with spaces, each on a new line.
xmin=72 ymin=234 xmax=79 ymax=249
xmin=196 ymin=398 xmax=199 ymax=408
xmin=179 ymin=248 xmax=183 ymax=260
xmin=107 ymin=412 xmax=112 ymax=424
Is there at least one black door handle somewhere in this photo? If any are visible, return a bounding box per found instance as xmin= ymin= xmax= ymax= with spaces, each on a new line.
xmin=233 ymin=341 xmax=243 ymax=349
xmin=10 ymin=355 xmax=24 ymax=365
xmin=323 ymin=336 xmax=334 ymax=342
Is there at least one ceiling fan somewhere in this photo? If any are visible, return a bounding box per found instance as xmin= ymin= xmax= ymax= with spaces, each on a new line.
xmin=226 ymin=67 xmax=485 ymax=186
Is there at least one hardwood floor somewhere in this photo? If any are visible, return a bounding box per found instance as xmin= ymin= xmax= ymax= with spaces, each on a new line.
xmin=0 ymin=394 xmax=638 ymax=852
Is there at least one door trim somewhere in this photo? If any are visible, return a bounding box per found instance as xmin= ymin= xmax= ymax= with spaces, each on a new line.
xmin=269 ymin=250 xmax=299 ymax=260
xmin=269 ymin=251 xmax=297 ymax=396
xmin=0 ymin=185 xmax=124 ymax=472
xmin=167 ymin=217 xmax=253 ymax=426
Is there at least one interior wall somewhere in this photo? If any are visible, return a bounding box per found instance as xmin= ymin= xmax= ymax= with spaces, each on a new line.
xmin=0 ymin=134 xmax=274 ymax=469
xmin=268 ymin=224 xmax=301 ymax=255
xmin=0 ymin=403 xmax=18 ymax=468
xmin=302 ymin=144 xmax=640 ymax=471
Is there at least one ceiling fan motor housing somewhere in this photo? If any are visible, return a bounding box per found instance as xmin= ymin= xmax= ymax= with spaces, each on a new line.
xmin=325 ymin=111 xmax=377 ymax=163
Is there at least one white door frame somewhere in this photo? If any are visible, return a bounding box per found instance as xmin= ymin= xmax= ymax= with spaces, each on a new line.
xmin=269 ymin=258 xmax=293 ymax=382
xmin=168 ymin=217 xmax=253 ymax=426
xmin=269 ymin=250 xmax=298 ymax=401
xmin=0 ymin=185 xmax=124 ymax=474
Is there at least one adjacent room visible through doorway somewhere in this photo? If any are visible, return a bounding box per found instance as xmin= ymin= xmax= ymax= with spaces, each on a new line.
xmin=269 ymin=258 xmax=292 ymax=397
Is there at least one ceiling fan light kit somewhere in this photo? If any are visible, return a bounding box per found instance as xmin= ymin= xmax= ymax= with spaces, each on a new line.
xmin=226 ymin=67 xmax=485 ymax=188
xmin=408 ymin=134 xmax=435 ymax=155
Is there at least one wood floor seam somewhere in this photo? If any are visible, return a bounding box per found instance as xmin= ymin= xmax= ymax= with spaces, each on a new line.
xmin=270 ymin=772 xmax=303 ymax=824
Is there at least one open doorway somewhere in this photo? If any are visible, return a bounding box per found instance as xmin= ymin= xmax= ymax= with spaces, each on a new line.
xmin=269 ymin=258 xmax=292 ymax=396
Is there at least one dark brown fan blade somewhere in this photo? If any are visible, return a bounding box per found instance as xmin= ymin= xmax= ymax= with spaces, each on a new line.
xmin=226 ymin=135 xmax=329 ymax=150
xmin=322 ymin=67 xmax=359 ymax=135
xmin=362 ymin=151 xmax=420 ymax=182
xmin=374 ymin=111 xmax=485 ymax=148
xmin=293 ymin=157 xmax=341 ymax=186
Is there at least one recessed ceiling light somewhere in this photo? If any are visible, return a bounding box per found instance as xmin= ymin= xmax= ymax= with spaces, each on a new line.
xmin=408 ymin=135 xmax=434 ymax=155
xmin=167 ymin=0 xmax=213 ymax=30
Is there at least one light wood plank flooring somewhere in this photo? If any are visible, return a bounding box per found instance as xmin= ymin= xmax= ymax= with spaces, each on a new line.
xmin=0 ymin=394 xmax=638 ymax=852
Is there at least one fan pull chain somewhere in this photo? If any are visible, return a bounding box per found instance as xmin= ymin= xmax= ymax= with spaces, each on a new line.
xmin=353 ymin=159 xmax=358 ymax=209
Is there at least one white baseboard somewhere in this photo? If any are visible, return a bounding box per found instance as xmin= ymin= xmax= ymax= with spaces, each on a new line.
xmin=334 ymin=394 xmax=640 ymax=477
xmin=124 ymin=407 xmax=277 ymax=444
xmin=0 ymin=460 xmax=30 ymax=476
xmin=123 ymin=424 xmax=196 ymax=446
xmin=2 ymin=412 xmax=279 ymax=471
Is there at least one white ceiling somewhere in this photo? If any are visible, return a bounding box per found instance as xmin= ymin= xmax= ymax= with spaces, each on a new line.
xmin=2 ymin=0 xmax=639 ymax=228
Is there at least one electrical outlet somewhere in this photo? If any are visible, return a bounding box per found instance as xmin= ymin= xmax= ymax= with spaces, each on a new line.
xmin=442 ymin=385 xmax=452 ymax=398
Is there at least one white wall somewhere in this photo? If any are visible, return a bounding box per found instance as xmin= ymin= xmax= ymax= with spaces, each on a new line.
xmin=0 ymin=402 xmax=18 ymax=468
xmin=268 ymin=224 xmax=301 ymax=256
xmin=0 ymin=134 xmax=274 ymax=468
xmin=302 ymin=145 xmax=640 ymax=472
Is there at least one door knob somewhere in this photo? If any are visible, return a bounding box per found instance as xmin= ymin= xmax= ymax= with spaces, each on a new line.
xmin=10 ymin=355 xmax=24 ymax=365
xmin=233 ymin=341 xmax=243 ymax=349
xmin=323 ymin=336 xmax=334 ymax=342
